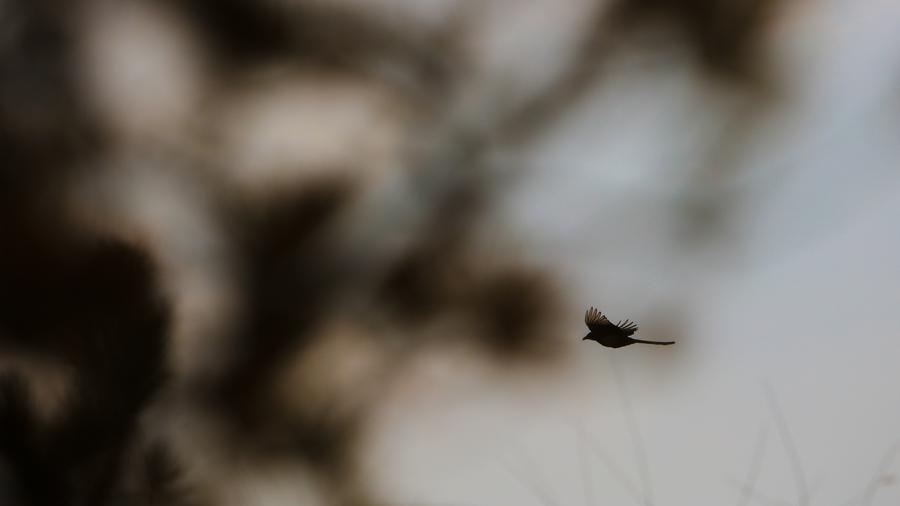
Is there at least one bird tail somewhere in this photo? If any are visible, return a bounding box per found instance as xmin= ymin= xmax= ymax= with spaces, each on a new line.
xmin=631 ymin=339 xmax=675 ymax=346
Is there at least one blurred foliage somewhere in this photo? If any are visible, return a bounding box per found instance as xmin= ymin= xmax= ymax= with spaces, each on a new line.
xmin=0 ymin=0 xmax=793 ymax=504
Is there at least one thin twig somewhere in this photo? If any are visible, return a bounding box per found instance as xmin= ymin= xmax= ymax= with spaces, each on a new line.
xmin=764 ymin=383 xmax=808 ymax=506
xmin=501 ymin=453 xmax=560 ymax=506
xmin=609 ymin=354 xmax=654 ymax=506
xmin=861 ymin=442 xmax=900 ymax=506
xmin=590 ymin=441 xmax=644 ymax=505
xmin=737 ymin=425 xmax=769 ymax=506
xmin=807 ymin=472 xmax=826 ymax=504
xmin=726 ymin=478 xmax=794 ymax=506
xmin=576 ymin=423 xmax=596 ymax=506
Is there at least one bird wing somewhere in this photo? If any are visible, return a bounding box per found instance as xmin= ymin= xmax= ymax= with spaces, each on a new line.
xmin=615 ymin=319 xmax=638 ymax=336
xmin=584 ymin=306 xmax=613 ymax=331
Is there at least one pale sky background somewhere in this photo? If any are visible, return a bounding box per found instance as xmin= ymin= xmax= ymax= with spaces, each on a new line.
xmin=362 ymin=1 xmax=900 ymax=505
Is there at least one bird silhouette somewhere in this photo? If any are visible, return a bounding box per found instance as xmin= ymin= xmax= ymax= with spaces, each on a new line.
xmin=582 ymin=307 xmax=675 ymax=348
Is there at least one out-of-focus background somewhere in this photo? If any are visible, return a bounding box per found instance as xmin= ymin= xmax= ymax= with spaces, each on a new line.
xmin=2 ymin=0 xmax=900 ymax=505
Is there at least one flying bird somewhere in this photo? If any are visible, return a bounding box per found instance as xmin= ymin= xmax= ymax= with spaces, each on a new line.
xmin=582 ymin=307 xmax=675 ymax=348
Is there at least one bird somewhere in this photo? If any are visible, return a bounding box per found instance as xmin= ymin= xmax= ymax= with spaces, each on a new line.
xmin=582 ymin=307 xmax=675 ymax=348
